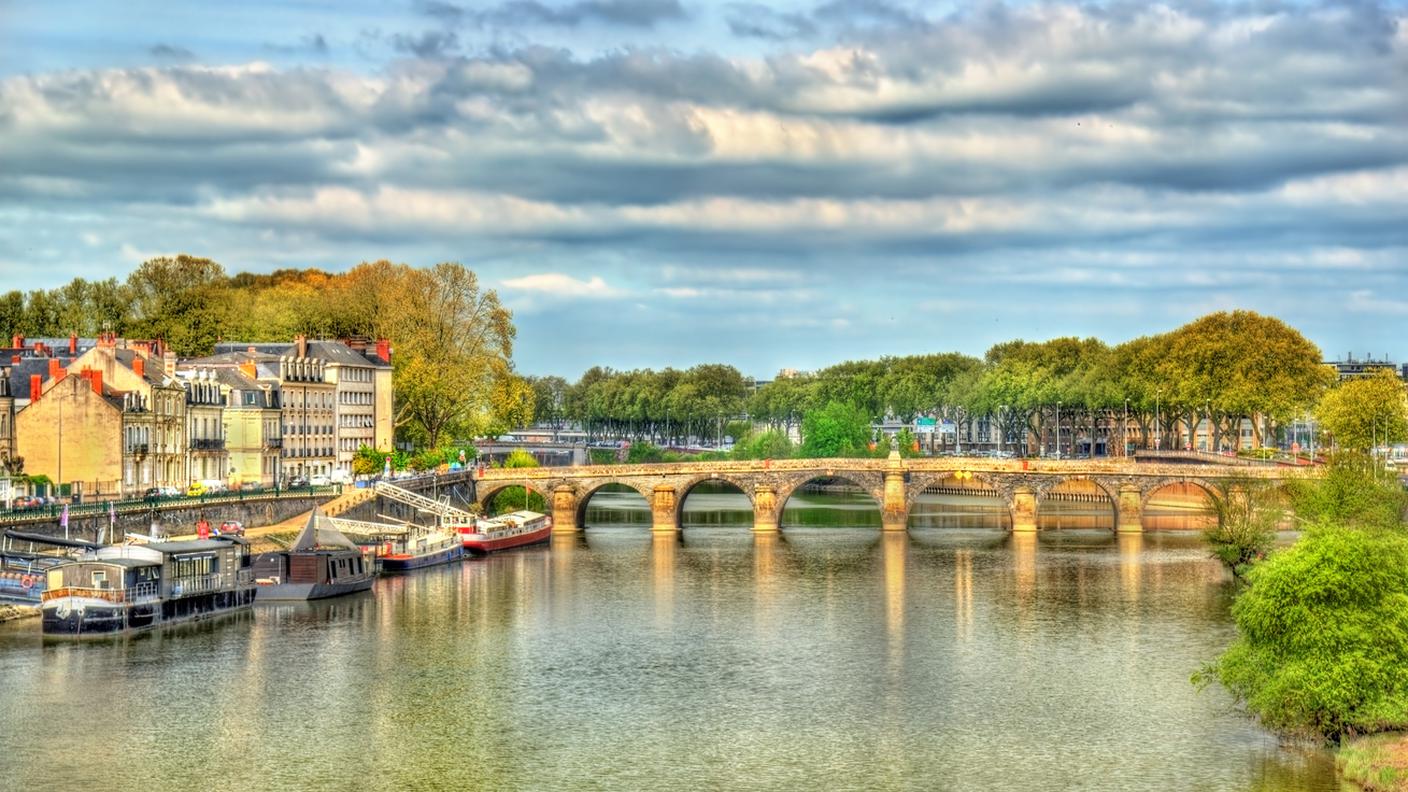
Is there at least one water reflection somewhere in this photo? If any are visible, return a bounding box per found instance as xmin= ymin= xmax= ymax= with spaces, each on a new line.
xmin=0 ymin=506 xmax=1342 ymax=792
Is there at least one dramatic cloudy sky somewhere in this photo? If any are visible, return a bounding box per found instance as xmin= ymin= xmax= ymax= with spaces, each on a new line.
xmin=2 ymin=1 xmax=1405 ymax=377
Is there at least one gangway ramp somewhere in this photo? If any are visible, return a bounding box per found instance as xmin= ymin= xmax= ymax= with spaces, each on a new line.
xmin=373 ymin=481 xmax=475 ymax=523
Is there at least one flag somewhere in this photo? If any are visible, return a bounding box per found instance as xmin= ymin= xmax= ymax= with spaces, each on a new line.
xmin=60 ymin=504 xmax=69 ymax=540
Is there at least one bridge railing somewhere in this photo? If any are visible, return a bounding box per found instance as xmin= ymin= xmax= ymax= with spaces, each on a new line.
xmin=473 ymin=455 xmax=1312 ymax=483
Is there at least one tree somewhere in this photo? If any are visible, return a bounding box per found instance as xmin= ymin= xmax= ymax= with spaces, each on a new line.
xmin=800 ymin=401 xmax=872 ymax=458
xmin=125 ymin=255 xmax=231 ymax=354
xmin=1315 ymin=369 xmax=1408 ymax=453
xmin=1203 ymin=477 xmax=1284 ymax=580
xmin=386 ymin=263 xmax=516 ymax=449
xmin=732 ymin=429 xmax=794 ymax=460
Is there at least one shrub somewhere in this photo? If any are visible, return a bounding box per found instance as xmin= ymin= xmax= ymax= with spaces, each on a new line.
xmin=1205 ymin=523 xmax=1408 ymax=741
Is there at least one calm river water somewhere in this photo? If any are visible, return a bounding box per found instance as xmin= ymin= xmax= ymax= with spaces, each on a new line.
xmin=0 ymin=487 xmax=1342 ymax=791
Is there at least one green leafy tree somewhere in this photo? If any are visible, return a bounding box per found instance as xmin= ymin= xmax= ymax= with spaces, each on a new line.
xmin=732 ymin=429 xmax=794 ymax=460
xmin=1204 ymin=477 xmax=1285 ymax=580
xmin=800 ymin=401 xmax=872 ymax=458
xmin=125 ymin=255 xmax=230 ymax=354
xmin=1315 ymin=369 xmax=1408 ymax=453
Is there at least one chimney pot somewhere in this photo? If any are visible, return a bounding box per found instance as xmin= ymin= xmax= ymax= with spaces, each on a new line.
xmin=48 ymin=358 xmax=63 ymax=381
xmin=68 ymin=333 xmax=77 ymax=355
xmin=376 ymin=338 xmax=391 ymax=363
xmin=134 ymin=356 xmax=145 ymax=379
xmin=29 ymin=374 xmax=41 ymax=402
xmin=91 ymin=369 xmax=102 ymax=396
xmin=10 ymin=335 xmax=22 ymax=349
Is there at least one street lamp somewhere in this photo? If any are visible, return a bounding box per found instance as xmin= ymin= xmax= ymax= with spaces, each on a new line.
xmin=1155 ymin=390 xmax=1162 ymax=451
xmin=1056 ymin=401 xmax=1062 ymax=460
xmin=1123 ymin=398 xmax=1129 ymax=458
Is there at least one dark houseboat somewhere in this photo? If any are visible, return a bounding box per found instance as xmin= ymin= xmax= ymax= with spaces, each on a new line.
xmin=253 ymin=510 xmax=375 ymax=601
xmin=40 ymin=536 xmax=255 ymax=638
xmin=1 ymin=530 xmax=99 ymax=605
xmin=378 ymin=527 xmax=463 ymax=572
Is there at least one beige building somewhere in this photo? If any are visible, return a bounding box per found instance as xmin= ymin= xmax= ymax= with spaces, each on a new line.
xmin=305 ymin=339 xmax=393 ymax=477
xmin=179 ymin=369 xmax=229 ymax=484
xmin=15 ymin=369 xmax=125 ymax=499
xmin=67 ymin=336 xmax=187 ymax=492
xmin=213 ymin=366 xmax=282 ymax=487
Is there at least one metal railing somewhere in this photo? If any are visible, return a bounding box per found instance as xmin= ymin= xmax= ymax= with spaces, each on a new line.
xmin=190 ymin=438 xmax=226 ymax=451
xmin=41 ymin=581 xmax=159 ymax=604
xmin=0 ymin=484 xmax=344 ymax=525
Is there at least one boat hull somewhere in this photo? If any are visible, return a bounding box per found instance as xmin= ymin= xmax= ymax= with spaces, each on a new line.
xmin=255 ymin=575 xmax=375 ymax=602
xmin=461 ymin=524 xmax=552 ymax=555
xmin=379 ymin=544 xmax=463 ymax=572
xmin=40 ymin=589 xmax=255 ymax=640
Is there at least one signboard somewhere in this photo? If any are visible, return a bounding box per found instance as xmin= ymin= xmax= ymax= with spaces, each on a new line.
xmin=914 ymin=417 xmax=937 ymax=435
xmin=939 ymin=420 xmax=957 ymax=435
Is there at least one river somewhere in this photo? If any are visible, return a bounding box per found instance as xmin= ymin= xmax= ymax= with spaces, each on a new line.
xmin=0 ymin=486 xmax=1342 ymax=791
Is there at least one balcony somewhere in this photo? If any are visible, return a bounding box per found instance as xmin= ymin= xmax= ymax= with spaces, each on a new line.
xmin=190 ymin=438 xmax=226 ymax=451
xmin=264 ymin=438 xmax=283 ymax=449
xmin=125 ymin=443 xmax=149 ymax=456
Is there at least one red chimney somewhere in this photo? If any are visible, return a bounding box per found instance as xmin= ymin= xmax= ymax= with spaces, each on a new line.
xmin=295 ymin=334 xmax=308 ymax=358
xmin=90 ymin=369 xmax=102 ymax=395
xmin=9 ymin=355 xmax=19 ymax=365
xmin=10 ymin=335 xmax=21 ymax=349
xmin=48 ymin=358 xmax=63 ymax=381
xmin=376 ymin=338 xmax=391 ymax=363
xmin=247 ymin=345 xmax=256 ymax=354
xmin=29 ymin=374 xmax=41 ymax=402
xmin=134 ymin=356 xmax=145 ymax=379
xmin=68 ymin=333 xmax=77 ymax=355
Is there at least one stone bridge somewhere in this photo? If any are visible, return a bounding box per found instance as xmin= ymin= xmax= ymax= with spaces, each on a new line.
xmin=474 ymin=452 xmax=1313 ymax=534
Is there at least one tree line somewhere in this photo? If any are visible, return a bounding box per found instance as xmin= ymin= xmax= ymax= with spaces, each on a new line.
xmin=528 ymin=311 xmax=1343 ymax=455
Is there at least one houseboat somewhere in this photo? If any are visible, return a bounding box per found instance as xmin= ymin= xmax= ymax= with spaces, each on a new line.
xmin=378 ymin=528 xmax=463 ymax=572
xmin=252 ymin=510 xmax=375 ymax=601
xmin=458 ymin=511 xmax=552 ymax=555
xmin=1 ymin=530 xmax=98 ymax=605
xmin=40 ymin=536 xmax=255 ymax=638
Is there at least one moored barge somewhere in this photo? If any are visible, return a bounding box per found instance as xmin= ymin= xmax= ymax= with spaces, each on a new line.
xmin=378 ymin=529 xmax=463 ymax=572
xmin=1 ymin=530 xmax=99 ymax=605
xmin=40 ymin=537 xmax=255 ymax=638
xmin=458 ymin=511 xmax=551 ymax=555
xmin=253 ymin=510 xmax=375 ymax=601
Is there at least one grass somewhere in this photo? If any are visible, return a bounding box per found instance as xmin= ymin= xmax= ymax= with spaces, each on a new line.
xmin=1340 ymin=733 xmax=1408 ymax=791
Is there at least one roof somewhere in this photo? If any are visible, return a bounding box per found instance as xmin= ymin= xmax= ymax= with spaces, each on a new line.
xmin=84 ymin=556 xmax=161 ymax=569
xmin=144 ymin=537 xmax=247 ymax=554
xmin=307 ymin=340 xmax=389 ymax=368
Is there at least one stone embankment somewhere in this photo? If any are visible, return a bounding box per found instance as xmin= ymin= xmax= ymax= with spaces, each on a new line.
xmin=0 ymin=604 xmax=39 ymax=623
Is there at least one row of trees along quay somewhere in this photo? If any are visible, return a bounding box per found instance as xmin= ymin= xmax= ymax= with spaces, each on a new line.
xmin=526 ymin=310 xmax=1405 ymax=460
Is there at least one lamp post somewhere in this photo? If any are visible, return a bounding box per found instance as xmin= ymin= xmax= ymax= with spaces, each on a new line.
xmin=1204 ymin=400 xmax=1211 ymax=453
xmin=1056 ymin=401 xmax=1062 ymax=460
xmin=1123 ymin=398 xmax=1129 ymax=458
xmin=1155 ymin=390 xmax=1162 ymax=451
xmin=998 ymin=404 xmax=1007 ymax=455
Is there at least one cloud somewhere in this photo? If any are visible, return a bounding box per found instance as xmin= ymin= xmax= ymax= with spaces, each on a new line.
xmin=725 ymin=4 xmax=818 ymax=41
xmin=149 ymin=43 xmax=196 ymax=61
xmin=501 ymin=272 xmax=625 ymax=298
xmin=264 ymin=34 xmax=330 ymax=56
xmin=389 ymin=30 xmax=461 ymax=58
xmin=4 ymin=1 xmax=1408 ymax=374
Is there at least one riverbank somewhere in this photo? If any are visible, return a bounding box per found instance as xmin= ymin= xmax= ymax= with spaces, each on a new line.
xmin=0 ymin=604 xmax=39 ymax=623
xmin=1340 ymin=733 xmax=1408 ymax=791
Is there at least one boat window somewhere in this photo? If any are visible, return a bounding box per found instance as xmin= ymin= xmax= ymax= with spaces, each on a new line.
xmin=92 ymin=570 xmax=108 ymax=589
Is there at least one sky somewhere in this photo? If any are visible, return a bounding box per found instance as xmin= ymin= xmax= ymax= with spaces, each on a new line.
xmin=1 ymin=0 xmax=1406 ymax=379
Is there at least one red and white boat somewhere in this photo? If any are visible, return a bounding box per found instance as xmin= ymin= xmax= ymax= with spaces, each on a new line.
xmin=458 ymin=511 xmax=552 ymax=555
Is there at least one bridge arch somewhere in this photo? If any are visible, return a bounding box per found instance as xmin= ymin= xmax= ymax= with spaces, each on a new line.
xmin=905 ymin=471 xmax=1014 ymax=530
xmin=575 ymin=480 xmax=655 ymax=530
xmin=1139 ymin=478 xmax=1223 ymax=512
xmin=674 ymin=474 xmax=756 ymax=530
xmin=773 ymin=470 xmax=885 ymax=530
xmin=479 ymin=480 xmax=552 ymax=516
xmin=1035 ymin=476 xmax=1118 ymax=531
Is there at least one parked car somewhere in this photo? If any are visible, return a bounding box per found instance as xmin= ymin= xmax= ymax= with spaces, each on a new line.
xmin=286 ymin=476 xmax=309 ymax=488
xmin=310 ymin=474 xmax=331 ymax=487
xmin=186 ymin=481 xmax=206 ymax=497
xmin=143 ymin=487 xmax=163 ymax=501
xmin=216 ymin=520 xmax=244 ymax=536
